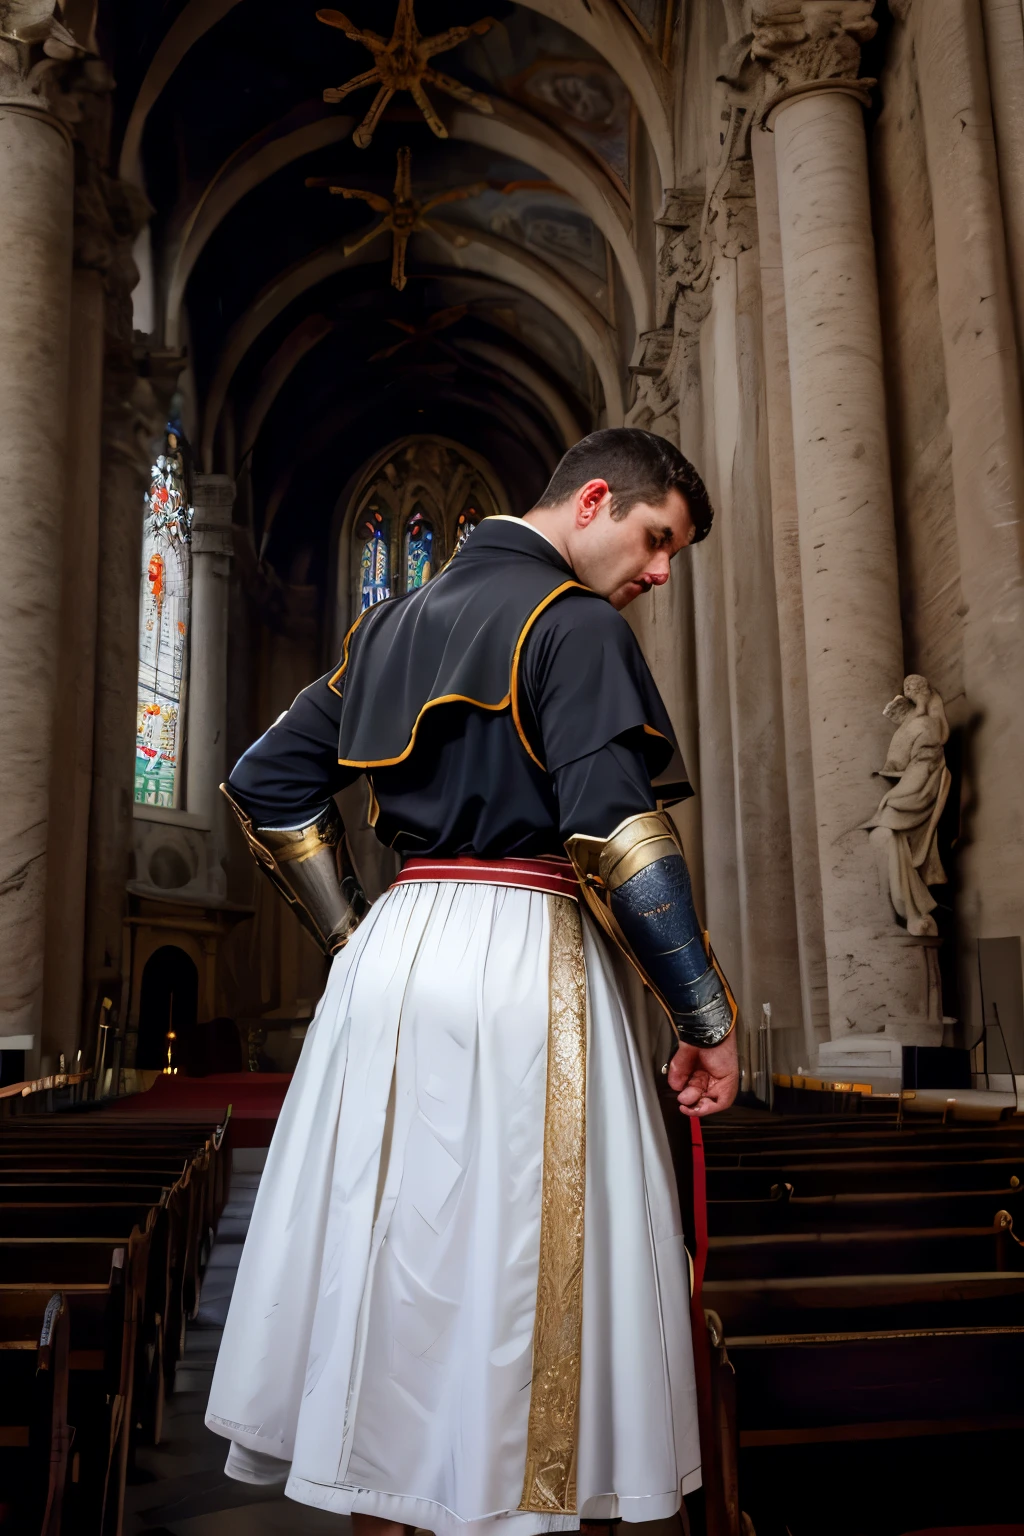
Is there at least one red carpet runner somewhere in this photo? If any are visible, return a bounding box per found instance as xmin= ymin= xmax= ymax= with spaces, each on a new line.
xmin=108 ymin=1071 xmax=291 ymax=1147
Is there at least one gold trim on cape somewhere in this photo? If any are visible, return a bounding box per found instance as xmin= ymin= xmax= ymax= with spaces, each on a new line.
xmin=519 ymin=894 xmax=587 ymax=1514
xmin=333 ymin=579 xmax=588 ymax=770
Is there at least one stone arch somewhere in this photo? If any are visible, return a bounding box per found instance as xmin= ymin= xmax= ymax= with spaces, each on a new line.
xmin=164 ymin=113 xmax=354 ymax=350
xmin=423 ymin=218 xmax=623 ymax=421
xmin=164 ymin=93 xmax=648 ymax=350
xmin=201 ymin=227 xmax=619 ymax=469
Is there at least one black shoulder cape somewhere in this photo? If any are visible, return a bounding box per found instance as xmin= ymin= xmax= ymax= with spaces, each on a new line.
xmin=331 ymin=516 xmax=683 ymax=785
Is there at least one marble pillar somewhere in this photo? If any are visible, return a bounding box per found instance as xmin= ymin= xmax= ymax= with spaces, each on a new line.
xmin=771 ymin=82 xmax=925 ymax=1047
xmin=82 ymin=276 xmax=169 ymax=1065
xmin=188 ymin=474 xmax=236 ymax=896
xmin=980 ymin=0 xmax=1024 ymax=377
xmin=41 ymin=267 xmax=105 ymax=1071
xmin=750 ymin=123 xmax=831 ymax=1065
xmin=704 ymin=249 xmax=804 ymax=1070
xmin=0 ymin=97 xmax=74 ymax=1063
xmin=694 ymin=317 xmax=745 ymax=1067
xmin=915 ymin=0 xmax=1024 ymax=1023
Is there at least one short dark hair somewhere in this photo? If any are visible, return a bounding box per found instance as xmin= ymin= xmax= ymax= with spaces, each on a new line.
xmin=533 ymin=427 xmax=714 ymax=542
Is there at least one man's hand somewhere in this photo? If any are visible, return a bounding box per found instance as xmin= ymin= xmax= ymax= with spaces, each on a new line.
xmin=667 ymin=1031 xmax=739 ymax=1117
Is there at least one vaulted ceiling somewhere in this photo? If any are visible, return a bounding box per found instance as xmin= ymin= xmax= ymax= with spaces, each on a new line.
xmin=107 ymin=0 xmax=673 ymax=579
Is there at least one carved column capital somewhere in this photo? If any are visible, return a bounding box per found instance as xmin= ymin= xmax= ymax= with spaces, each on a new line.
xmin=751 ymin=1 xmax=878 ymax=116
xmin=191 ymin=474 xmax=237 ymax=560
xmin=0 ymin=2 xmax=96 ymax=137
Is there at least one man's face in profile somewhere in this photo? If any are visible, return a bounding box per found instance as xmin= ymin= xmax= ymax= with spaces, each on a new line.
xmin=566 ymin=485 xmax=696 ymax=610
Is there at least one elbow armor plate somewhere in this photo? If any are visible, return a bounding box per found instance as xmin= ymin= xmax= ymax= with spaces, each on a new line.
xmin=565 ymin=811 xmax=737 ymax=1049
xmin=221 ymin=784 xmax=367 ymax=956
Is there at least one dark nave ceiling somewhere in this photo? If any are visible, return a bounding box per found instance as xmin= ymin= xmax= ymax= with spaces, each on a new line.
xmin=106 ymin=0 xmax=655 ymax=579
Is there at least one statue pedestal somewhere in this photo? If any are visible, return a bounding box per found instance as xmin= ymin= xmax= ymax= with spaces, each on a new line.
xmin=816 ymin=934 xmax=948 ymax=1091
xmin=817 ymin=1036 xmax=903 ymax=1093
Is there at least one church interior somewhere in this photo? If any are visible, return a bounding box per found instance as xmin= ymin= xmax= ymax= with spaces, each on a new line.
xmin=2 ymin=0 xmax=1024 ymax=1532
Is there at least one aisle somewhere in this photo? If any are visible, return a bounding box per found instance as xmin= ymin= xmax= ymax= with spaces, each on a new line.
xmin=123 ymin=1148 xmax=341 ymax=1536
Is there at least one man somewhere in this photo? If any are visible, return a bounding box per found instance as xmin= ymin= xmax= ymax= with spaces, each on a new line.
xmin=206 ymin=428 xmax=739 ymax=1536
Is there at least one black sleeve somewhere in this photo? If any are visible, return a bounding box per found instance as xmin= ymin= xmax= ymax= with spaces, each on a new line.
xmin=227 ymin=672 xmax=361 ymax=828
xmin=551 ymin=733 xmax=656 ymax=840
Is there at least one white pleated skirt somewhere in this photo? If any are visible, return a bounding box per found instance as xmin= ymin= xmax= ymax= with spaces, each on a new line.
xmin=205 ymin=880 xmax=700 ymax=1536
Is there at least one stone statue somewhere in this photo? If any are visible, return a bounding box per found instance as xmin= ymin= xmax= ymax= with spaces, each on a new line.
xmin=863 ymin=675 xmax=951 ymax=936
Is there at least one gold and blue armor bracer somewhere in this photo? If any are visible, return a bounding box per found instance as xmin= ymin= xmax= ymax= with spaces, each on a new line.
xmin=221 ymin=784 xmax=367 ymax=956
xmin=566 ymin=811 xmax=737 ymax=1049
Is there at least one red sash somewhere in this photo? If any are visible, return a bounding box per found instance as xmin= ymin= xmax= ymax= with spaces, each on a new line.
xmin=392 ymin=854 xmax=579 ymax=901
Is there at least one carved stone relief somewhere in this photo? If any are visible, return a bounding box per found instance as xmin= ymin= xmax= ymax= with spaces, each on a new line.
xmin=626 ymin=70 xmax=758 ymax=438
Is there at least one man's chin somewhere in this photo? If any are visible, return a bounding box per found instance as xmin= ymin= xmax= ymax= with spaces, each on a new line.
xmin=608 ymin=580 xmax=651 ymax=611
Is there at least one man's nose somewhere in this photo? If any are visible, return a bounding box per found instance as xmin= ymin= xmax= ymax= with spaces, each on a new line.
xmin=644 ymin=555 xmax=671 ymax=586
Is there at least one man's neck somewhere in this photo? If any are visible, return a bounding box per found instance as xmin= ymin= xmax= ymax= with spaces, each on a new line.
xmin=523 ymin=506 xmax=574 ymax=568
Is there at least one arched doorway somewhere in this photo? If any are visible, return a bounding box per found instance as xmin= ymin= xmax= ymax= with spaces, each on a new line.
xmin=136 ymin=945 xmax=199 ymax=1071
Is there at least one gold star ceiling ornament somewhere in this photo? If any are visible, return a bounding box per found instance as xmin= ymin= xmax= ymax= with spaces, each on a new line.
xmin=306 ymin=145 xmax=486 ymax=290
xmin=316 ymin=1 xmax=496 ymax=149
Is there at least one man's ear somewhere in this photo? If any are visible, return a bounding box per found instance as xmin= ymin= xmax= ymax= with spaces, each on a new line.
xmin=576 ymin=478 xmax=610 ymax=527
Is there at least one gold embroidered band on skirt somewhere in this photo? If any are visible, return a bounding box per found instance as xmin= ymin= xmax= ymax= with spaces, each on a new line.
xmin=519 ymin=894 xmax=587 ymax=1514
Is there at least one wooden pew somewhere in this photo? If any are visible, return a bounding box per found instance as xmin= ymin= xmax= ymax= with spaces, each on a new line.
xmin=0 ymin=1184 xmax=169 ymax=1208
xmin=705 ymin=1138 xmax=1024 ymax=1167
xmin=707 ymin=1185 xmax=1024 ymax=1235
xmin=0 ymin=1205 xmax=172 ymax=1441
xmin=0 ymin=1107 xmax=229 ymax=1530
xmin=719 ymin=1322 xmax=1024 ymax=1531
xmin=706 ymin=1222 xmax=1022 ymax=1281
xmin=0 ymin=1290 xmax=71 ymax=1536
xmin=0 ymin=1263 xmax=129 ymax=1535
xmin=703 ymin=1269 xmax=1024 ymax=1337
xmin=0 ymin=1203 xmax=161 ymax=1237
xmin=697 ymin=1109 xmax=1024 ymax=1531
xmin=706 ymin=1156 xmax=1024 ymax=1199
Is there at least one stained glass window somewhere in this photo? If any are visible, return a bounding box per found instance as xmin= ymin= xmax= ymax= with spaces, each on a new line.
xmin=405 ymin=506 xmax=433 ymax=590
xmin=453 ymin=506 xmax=479 ymax=554
xmin=135 ymin=427 xmax=193 ymax=808
xmin=357 ymin=505 xmax=391 ymax=608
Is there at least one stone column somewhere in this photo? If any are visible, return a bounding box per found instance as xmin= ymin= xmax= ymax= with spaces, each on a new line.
xmin=759 ymin=3 xmax=930 ymax=1060
xmin=914 ymin=0 xmax=1024 ymax=1029
xmin=41 ymin=78 xmax=120 ymax=1072
xmin=188 ymin=474 xmax=236 ymax=896
xmin=979 ymin=0 xmax=1024 ymax=377
xmin=750 ymin=122 xmax=831 ymax=1065
xmin=82 ymin=190 xmax=172 ymax=1069
xmin=40 ymin=267 xmax=105 ymax=1073
xmin=0 ymin=74 xmax=74 ymax=1063
xmin=707 ymin=239 xmax=805 ymax=1072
